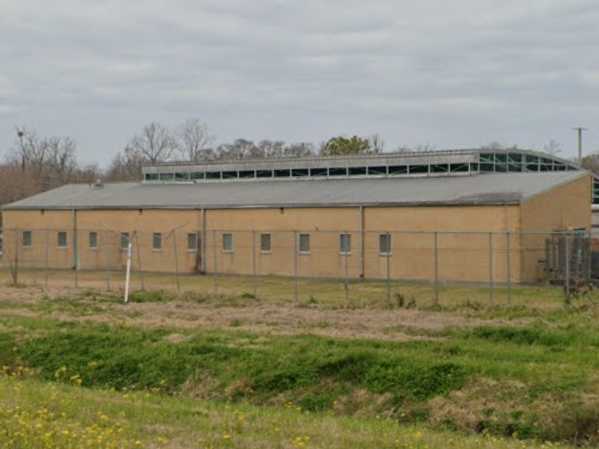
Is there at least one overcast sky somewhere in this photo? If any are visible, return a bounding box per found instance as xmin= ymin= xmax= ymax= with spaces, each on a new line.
xmin=1 ymin=0 xmax=599 ymax=166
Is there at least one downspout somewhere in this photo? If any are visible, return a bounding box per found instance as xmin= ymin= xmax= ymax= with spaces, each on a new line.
xmin=359 ymin=206 xmax=365 ymax=278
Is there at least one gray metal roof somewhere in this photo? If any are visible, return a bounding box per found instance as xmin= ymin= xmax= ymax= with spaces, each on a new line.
xmin=2 ymin=171 xmax=587 ymax=211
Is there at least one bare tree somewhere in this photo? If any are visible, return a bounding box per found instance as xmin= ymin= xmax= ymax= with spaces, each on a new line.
xmin=543 ymin=139 xmax=562 ymax=155
xmin=283 ymin=142 xmax=315 ymax=158
xmin=581 ymin=153 xmax=599 ymax=174
xmin=369 ymin=134 xmax=385 ymax=153
xmin=129 ymin=122 xmax=176 ymax=164
xmin=11 ymin=127 xmax=47 ymax=177
xmin=175 ymin=119 xmax=214 ymax=162
xmin=105 ymin=146 xmax=147 ymax=181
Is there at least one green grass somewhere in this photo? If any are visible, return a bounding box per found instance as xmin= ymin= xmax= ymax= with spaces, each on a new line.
xmin=0 ymin=267 xmax=581 ymax=312
xmin=0 ymin=374 xmax=572 ymax=449
xmin=2 ymin=311 xmax=599 ymax=444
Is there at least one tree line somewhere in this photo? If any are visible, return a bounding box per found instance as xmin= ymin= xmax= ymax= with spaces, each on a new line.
xmin=0 ymin=118 xmax=593 ymax=207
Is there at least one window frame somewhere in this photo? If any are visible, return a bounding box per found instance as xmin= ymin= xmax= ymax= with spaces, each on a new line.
xmin=260 ymin=233 xmax=272 ymax=253
xmin=57 ymin=231 xmax=68 ymax=249
xmin=298 ymin=233 xmax=311 ymax=254
xmin=379 ymin=233 xmax=392 ymax=256
xmin=88 ymin=231 xmax=98 ymax=250
xmin=222 ymin=233 xmax=234 ymax=253
xmin=187 ymin=233 xmax=199 ymax=252
xmin=152 ymin=232 xmax=162 ymax=251
xmin=22 ymin=230 xmax=32 ymax=248
xmin=120 ymin=232 xmax=130 ymax=251
xmin=339 ymin=233 xmax=352 ymax=255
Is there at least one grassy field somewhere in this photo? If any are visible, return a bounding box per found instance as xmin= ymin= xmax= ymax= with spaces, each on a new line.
xmin=0 ymin=267 xmax=576 ymax=310
xmin=0 ymin=374 xmax=569 ymax=449
xmin=1 ymin=284 xmax=599 ymax=447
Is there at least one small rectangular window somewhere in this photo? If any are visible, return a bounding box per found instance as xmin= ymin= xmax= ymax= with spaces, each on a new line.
xmin=89 ymin=232 xmax=98 ymax=249
xmin=223 ymin=233 xmax=233 ymax=252
xmin=379 ymin=233 xmax=392 ymax=255
xmin=121 ymin=232 xmax=130 ymax=250
xmin=187 ymin=233 xmax=198 ymax=251
xmin=23 ymin=231 xmax=33 ymax=247
xmin=153 ymin=233 xmax=162 ymax=250
xmin=329 ymin=167 xmax=348 ymax=176
xmin=260 ymin=233 xmax=271 ymax=252
xmin=310 ymin=168 xmax=328 ymax=177
xmin=349 ymin=167 xmax=367 ymax=176
xmin=22 ymin=231 xmax=32 ymax=247
xmin=57 ymin=231 xmax=67 ymax=248
xmin=340 ymin=233 xmax=351 ymax=254
xmin=299 ymin=233 xmax=310 ymax=253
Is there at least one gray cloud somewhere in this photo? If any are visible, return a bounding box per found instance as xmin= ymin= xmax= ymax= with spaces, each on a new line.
xmin=1 ymin=0 xmax=599 ymax=165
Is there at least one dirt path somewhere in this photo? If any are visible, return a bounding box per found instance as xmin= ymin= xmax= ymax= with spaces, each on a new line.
xmin=0 ymin=286 xmax=519 ymax=341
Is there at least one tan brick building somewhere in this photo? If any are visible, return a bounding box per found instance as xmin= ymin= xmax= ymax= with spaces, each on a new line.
xmin=0 ymin=150 xmax=593 ymax=283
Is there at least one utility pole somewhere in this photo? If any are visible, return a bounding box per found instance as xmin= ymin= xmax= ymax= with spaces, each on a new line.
xmin=573 ymin=127 xmax=588 ymax=163
xmin=16 ymin=129 xmax=25 ymax=172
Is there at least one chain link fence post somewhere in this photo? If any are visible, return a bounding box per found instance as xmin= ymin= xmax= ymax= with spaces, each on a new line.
xmin=565 ymin=232 xmax=570 ymax=301
xmin=386 ymin=233 xmax=391 ymax=305
xmin=252 ymin=230 xmax=258 ymax=298
xmin=488 ymin=232 xmax=494 ymax=305
xmin=13 ymin=229 xmax=20 ymax=286
xmin=343 ymin=233 xmax=349 ymax=304
xmin=294 ymin=231 xmax=299 ymax=303
xmin=105 ymin=231 xmax=112 ymax=291
xmin=172 ymin=229 xmax=181 ymax=294
xmin=433 ymin=231 xmax=439 ymax=306
xmin=73 ymin=229 xmax=79 ymax=289
xmin=45 ymin=229 xmax=50 ymax=291
xmin=134 ymin=231 xmax=145 ymax=291
xmin=506 ymin=231 xmax=512 ymax=305
xmin=213 ymin=230 xmax=218 ymax=295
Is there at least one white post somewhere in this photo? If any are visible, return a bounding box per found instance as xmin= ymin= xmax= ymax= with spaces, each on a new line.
xmin=124 ymin=240 xmax=133 ymax=304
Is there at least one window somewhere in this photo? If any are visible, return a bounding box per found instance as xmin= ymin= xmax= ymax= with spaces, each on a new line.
xmin=274 ymin=169 xmax=291 ymax=178
xmin=89 ymin=232 xmax=98 ymax=249
xmin=187 ymin=233 xmax=198 ymax=251
xmin=57 ymin=232 xmax=68 ymax=248
xmin=257 ymin=170 xmax=273 ymax=178
xmin=120 ymin=232 xmax=130 ymax=250
xmin=299 ymin=233 xmax=310 ymax=254
xmin=239 ymin=170 xmax=255 ymax=179
xmin=57 ymin=232 xmax=67 ymax=248
xmin=260 ymin=233 xmax=271 ymax=252
xmin=222 ymin=233 xmax=233 ymax=252
xmin=339 ymin=233 xmax=351 ymax=254
xmin=329 ymin=167 xmax=348 ymax=176
xmin=22 ymin=231 xmax=32 ymax=247
xmin=349 ymin=167 xmax=367 ymax=176
xmin=153 ymin=233 xmax=162 ymax=250
xmin=292 ymin=168 xmax=309 ymax=177
xmin=379 ymin=233 xmax=392 ymax=255
xmin=367 ymin=166 xmax=387 ymax=175
xmin=310 ymin=168 xmax=327 ymax=177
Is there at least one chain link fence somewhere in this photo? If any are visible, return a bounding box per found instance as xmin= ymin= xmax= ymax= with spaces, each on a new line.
xmin=0 ymin=227 xmax=592 ymax=307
